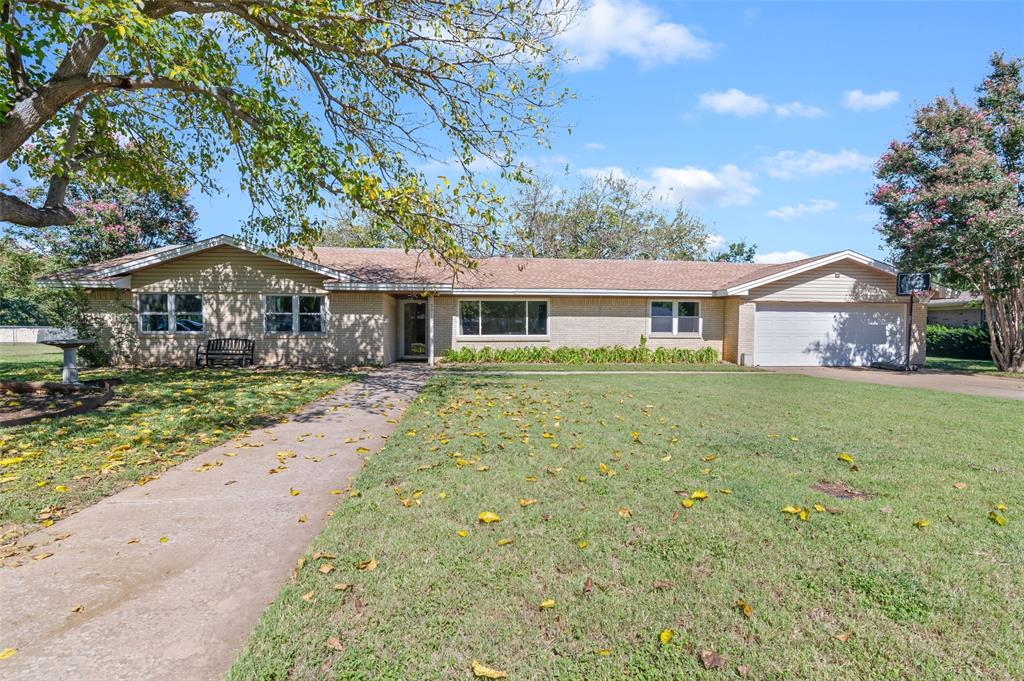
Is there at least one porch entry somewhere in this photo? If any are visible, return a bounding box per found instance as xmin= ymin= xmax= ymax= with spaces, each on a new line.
xmin=400 ymin=300 xmax=427 ymax=359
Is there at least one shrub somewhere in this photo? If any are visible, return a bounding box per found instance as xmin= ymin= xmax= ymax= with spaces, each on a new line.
xmin=440 ymin=345 xmax=720 ymax=365
xmin=926 ymin=324 xmax=990 ymax=360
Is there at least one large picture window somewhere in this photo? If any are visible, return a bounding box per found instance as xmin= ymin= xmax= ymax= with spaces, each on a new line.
xmin=265 ymin=295 xmax=326 ymax=334
xmin=138 ymin=293 xmax=204 ymax=333
xmin=459 ymin=300 xmax=548 ymax=336
xmin=650 ymin=300 xmax=701 ymax=335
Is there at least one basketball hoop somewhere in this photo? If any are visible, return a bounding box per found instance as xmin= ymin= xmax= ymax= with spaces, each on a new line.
xmin=912 ymin=289 xmax=936 ymax=303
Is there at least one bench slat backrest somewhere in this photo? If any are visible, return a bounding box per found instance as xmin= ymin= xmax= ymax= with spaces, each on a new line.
xmin=206 ymin=338 xmax=255 ymax=353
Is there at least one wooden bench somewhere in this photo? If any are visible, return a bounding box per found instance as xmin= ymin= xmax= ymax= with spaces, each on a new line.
xmin=195 ymin=338 xmax=256 ymax=368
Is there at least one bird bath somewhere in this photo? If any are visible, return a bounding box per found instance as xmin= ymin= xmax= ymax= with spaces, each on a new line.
xmin=40 ymin=339 xmax=96 ymax=384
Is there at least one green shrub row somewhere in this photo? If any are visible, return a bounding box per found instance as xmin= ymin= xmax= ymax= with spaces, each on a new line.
xmin=926 ymin=324 xmax=990 ymax=360
xmin=440 ymin=344 xmax=720 ymax=365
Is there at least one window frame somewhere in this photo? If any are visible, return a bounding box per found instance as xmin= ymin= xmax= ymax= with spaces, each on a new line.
xmin=456 ymin=298 xmax=550 ymax=339
xmin=136 ymin=292 xmax=205 ymax=335
xmin=649 ymin=299 xmax=702 ymax=337
xmin=262 ymin=293 xmax=329 ymax=336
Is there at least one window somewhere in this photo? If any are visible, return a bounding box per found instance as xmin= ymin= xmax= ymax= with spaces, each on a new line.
xmin=138 ymin=293 xmax=204 ymax=333
xmin=265 ymin=295 xmax=326 ymax=334
xmin=650 ymin=300 xmax=701 ymax=335
xmin=459 ymin=300 xmax=548 ymax=336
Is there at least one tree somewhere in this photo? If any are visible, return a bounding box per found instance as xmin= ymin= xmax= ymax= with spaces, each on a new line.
xmin=317 ymin=215 xmax=403 ymax=249
xmin=0 ymin=236 xmax=80 ymax=325
xmin=13 ymin=183 xmax=197 ymax=266
xmin=711 ymin=240 xmax=756 ymax=263
xmin=507 ymin=174 xmax=711 ymax=260
xmin=871 ymin=53 xmax=1024 ymax=372
xmin=0 ymin=1 xmax=574 ymax=266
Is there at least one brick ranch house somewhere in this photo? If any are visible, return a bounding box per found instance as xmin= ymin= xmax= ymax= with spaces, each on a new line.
xmin=38 ymin=234 xmax=935 ymax=368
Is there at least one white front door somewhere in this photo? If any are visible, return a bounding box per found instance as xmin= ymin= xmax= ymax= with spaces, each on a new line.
xmin=754 ymin=303 xmax=907 ymax=366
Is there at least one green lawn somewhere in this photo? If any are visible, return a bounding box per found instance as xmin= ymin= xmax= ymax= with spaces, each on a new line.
xmin=0 ymin=342 xmax=63 ymax=364
xmin=440 ymin=362 xmax=753 ymax=372
xmin=925 ymin=355 xmax=1022 ymax=378
xmin=0 ymin=357 xmax=358 ymax=538
xmin=229 ymin=372 xmax=1023 ymax=680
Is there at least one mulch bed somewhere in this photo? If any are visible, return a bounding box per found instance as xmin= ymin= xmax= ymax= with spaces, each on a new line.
xmin=0 ymin=379 xmax=119 ymax=428
xmin=811 ymin=480 xmax=871 ymax=500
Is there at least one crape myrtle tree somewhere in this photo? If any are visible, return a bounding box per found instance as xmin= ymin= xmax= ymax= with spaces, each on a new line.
xmin=871 ymin=54 xmax=1024 ymax=372
xmin=13 ymin=182 xmax=198 ymax=265
xmin=0 ymin=0 xmax=575 ymax=268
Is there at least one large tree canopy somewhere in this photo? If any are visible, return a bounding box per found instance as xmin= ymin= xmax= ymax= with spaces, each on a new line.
xmin=0 ymin=0 xmax=574 ymax=265
xmin=504 ymin=173 xmax=713 ymax=261
xmin=871 ymin=53 xmax=1024 ymax=371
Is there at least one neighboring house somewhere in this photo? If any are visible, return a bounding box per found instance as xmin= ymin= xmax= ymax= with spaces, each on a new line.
xmin=927 ymin=293 xmax=985 ymax=327
xmin=38 ymin=234 xmax=936 ymax=368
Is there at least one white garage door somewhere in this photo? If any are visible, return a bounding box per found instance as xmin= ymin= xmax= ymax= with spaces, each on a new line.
xmin=754 ymin=303 xmax=907 ymax=367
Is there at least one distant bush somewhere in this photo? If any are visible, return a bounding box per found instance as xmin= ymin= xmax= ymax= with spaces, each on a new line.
xmin=440 ymin=345 xmax=719 ymax=365
xmin=926 ymin=324 xmax=990 ymax=360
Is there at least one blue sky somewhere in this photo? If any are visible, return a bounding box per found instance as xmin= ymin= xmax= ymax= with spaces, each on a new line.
xmin=172 ymin=2 xmax=1024 ymax=262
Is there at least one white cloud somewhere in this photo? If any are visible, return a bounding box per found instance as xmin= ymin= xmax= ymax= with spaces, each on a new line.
xmin=582 ymin=164 xmax=759 ymax=207
xmin=774 ymin=101 xmax=827 ymax=118
xmin=705 ymin=233 xmax=727 ymax=251
xmin=698 ymin=89 xmax=826 ymax=118
xmin=650 ymin=164 xmax=759 ymax=207
xmin=843 ymin=89 xmax=900 ymax=111
xmin=753 ymin=250 xmax=811 ymax=264
xmin=761 ymin=149 xmax=872 ymax=180
xmin=698 ymin=89 xmax=769 ymax=117
xmin=767 ymin=198 xmax=839 ymax=221
xmin=561 ymin=0 xmax=714 ymax=70
xmin=584 ymin=142 xmax=606 ymax=151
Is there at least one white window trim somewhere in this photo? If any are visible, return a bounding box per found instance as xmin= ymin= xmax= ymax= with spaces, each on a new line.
xmin=649 ymin=299 xmax=702 ymax=337
xmin=456 ymin=298 xmax=551 ymax=340
xmin=262 ymin=293 xmax=329 ymax=336
xmin=137 ymin=292 xmax=205 ymax=335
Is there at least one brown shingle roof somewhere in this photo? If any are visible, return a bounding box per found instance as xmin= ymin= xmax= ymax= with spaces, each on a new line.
xmin=38 ymin=236 xmax=836 ymax=292
xmin=311 ymin=247 xmax=831 ymax=291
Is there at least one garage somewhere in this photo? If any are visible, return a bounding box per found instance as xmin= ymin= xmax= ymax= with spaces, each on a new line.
xmin=754 ymin=303 xmax=907 ymax=367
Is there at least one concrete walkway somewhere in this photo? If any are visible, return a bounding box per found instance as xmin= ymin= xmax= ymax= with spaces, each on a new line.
xmin=0 ymin=364 xmax=431 ymax=681
xmin=769 ymin=366 xmax=1024 ymax=400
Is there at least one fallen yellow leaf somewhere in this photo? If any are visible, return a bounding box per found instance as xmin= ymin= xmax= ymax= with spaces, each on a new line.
xmin=837 ymin=453 xmax=854 ymax=463
xmin=478 ymin=511 xmax=501 ymax=523
xmin=539 ymin=598 xmax=556 ymax=609
xmin=690 ymin=489 xmax=709 ymax=501
xmin=913 ymin=519 xmax=929 ymax=528
xmin=497 ymin=538 xmax=513 ymax=546
xmin=471 ymin=659 xmax=507 ymax=679
xmin=617 ymin=507 xmax=632 ymax=518
xmin=356 ymin=558 xmax=378 ymax=571
xmin=681 ymin=498 xmax=694 ymax=509
xmin=659 ymin=628 xmax=674 ymax=645
xmin=0 ymin=647 xmax=15 ymax=660
xmin=519 ymin=498 xmax=537 ymax=507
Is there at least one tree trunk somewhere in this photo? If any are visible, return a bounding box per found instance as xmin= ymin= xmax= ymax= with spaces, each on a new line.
xmin=982 ymin=286 xmax=1024 ymax=372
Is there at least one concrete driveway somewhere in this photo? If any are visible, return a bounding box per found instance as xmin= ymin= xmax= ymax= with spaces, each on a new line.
xmin=768 ymin=366 xmax=1024 ymax=400
xmin=0 ymin=364 xmax=431 ymax=681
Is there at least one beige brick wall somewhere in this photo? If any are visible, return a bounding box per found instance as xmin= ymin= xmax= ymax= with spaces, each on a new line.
xmin=83 ymin=246 xmax=396 ymax=367
xmin=736 ymin=302 xmax=756 ymax=366
xmin=431 ymin=295 xmax=725 ymax=356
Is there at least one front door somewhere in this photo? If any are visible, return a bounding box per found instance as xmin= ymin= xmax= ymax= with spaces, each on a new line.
xmin=401 ymin=301 xmax=427 ymax=358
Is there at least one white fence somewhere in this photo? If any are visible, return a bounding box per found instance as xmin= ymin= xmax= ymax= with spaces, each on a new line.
xmin=0 ymin=326 xmax=74 ymax=343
